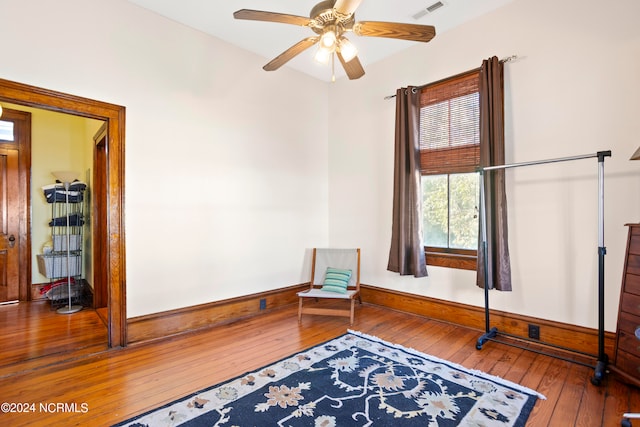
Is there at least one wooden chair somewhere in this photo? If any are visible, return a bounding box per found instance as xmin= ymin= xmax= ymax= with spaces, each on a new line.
xmin=297 ymin=248 xmax=361 ymax=325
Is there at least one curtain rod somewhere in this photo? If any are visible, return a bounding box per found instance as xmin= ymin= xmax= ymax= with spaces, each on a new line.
xmin=383 ymin=55 xmax=518 ymax=100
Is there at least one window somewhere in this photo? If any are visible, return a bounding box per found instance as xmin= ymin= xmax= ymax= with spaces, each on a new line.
xmin=0 ymin=120 xmax=14 ymax=141
xmin=419 ymin=71 xmax=480 ymax=270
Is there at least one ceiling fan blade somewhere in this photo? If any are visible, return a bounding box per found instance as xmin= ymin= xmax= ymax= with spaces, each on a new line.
xmin=333 ymin=0 xmax=363 ymax=17
xmin=337 ymin=52 xmax=365 ymax=80
xmin=353 ymin=21 xmax=436 ymax=43
xmin=233 ymin=9 xmax=310 ymax=27
xmin=263 ymin=37 xmax=320 ymax=71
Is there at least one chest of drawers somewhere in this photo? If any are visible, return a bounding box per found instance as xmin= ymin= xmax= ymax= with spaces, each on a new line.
xmin=612 ymin=224 xmax=640 ymax=386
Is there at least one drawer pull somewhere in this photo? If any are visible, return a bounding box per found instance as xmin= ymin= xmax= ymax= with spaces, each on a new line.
xmin=636 ymin=327 xmax=640 ymax=340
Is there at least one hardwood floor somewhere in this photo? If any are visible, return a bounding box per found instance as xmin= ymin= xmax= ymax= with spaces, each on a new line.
xmin=0 ymin=301 xmax=639 ymax=426
xmin=0 ymin=301 xmax=108 ymax=378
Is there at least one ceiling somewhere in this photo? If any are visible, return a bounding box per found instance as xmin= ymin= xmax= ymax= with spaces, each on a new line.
xmin=126 ymin=0 xmax=515 ymax=82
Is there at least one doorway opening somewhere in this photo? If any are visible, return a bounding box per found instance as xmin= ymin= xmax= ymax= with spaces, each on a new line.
xmin=0 ymin=78 xmax=126 ymax=349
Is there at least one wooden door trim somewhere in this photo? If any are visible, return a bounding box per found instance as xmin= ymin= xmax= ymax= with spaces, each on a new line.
xmin=0 ymin=78 xmax=127 ymax=348
xmin=0 ymin=108 xmax=31 ymax=302
xmin=93 ymin=122 xmax=108 ymax=309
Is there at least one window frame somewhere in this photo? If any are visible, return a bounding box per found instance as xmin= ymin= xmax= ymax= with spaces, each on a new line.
xmin=419 ymin=70 xmax=481 ymax=271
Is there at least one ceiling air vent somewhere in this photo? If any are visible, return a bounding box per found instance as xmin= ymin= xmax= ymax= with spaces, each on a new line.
xmin=412 ymin=1 xmax=445 ymax=20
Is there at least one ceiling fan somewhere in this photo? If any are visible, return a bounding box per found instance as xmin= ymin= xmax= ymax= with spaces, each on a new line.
xmin=233 ymin=0 xmax=436 ymax=80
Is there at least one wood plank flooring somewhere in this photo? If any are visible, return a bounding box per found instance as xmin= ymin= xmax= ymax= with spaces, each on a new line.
xmin=0 ymin=301 xmax=108 ymax=378
xmin=0 ymin=301 xmax=638 ymax=426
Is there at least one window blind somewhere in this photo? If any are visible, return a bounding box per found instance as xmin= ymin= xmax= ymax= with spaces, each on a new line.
xmin=419 ymin=70 xmax=480 ymax=175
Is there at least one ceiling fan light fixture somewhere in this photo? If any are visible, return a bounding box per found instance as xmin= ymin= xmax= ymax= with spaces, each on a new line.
xmin=320 ymin=27 xmax=337 ymax=49
xmin=314 ymin=45 xmax=333 ymax=64
xmin=233 ymin=1 xmax=436 ymax=80
xmin=338 ymin=37 xmax=358 ymax=62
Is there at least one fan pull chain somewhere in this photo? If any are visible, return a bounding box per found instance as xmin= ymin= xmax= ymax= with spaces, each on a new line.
xmin=331 ymin=53 xmax=336 ymax=82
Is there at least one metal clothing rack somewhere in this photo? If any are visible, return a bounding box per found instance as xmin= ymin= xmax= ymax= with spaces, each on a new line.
xmin=475 ymin=150 xmax=611 ymax=386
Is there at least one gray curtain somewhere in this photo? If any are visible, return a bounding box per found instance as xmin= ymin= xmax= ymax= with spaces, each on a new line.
xmin=388 ymin=87 xmax=428 ymax=277
xmin=477 ymin=56 xmax=512 ymax=291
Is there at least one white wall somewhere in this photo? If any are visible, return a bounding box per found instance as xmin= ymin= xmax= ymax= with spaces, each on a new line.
xmin=3 ymin=0 xmax=639 ymax=331
xmin=0 ymin=0 xmax=329 ymax=317
xmin=328 ymin=0 xmax=640 ymax=331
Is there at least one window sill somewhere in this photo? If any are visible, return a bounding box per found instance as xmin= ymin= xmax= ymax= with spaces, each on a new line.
xmin=425 ymin=251 xmax=477 ymax=271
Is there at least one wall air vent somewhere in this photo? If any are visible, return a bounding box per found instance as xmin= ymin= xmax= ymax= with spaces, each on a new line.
xmin=412 ymin=1 xmax=445 ymax=20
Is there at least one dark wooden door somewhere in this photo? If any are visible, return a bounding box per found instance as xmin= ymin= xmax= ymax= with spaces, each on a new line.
xmin=0 ymin=108 xmax=31 ymax=302
xmin=0 ymin=143 xmax=20 ymax=303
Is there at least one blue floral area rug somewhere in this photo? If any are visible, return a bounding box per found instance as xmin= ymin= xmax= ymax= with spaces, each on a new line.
xmin=114 ymin=330 xmax=544 ymax=426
